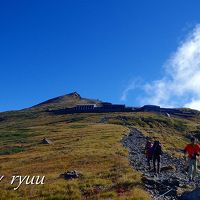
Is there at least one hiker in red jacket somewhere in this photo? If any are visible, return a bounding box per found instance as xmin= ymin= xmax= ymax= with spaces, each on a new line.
xmin=145 ymin=138 xmax=153 ymax=170
xmin=184 ymin=137 xmax=200 ymax=181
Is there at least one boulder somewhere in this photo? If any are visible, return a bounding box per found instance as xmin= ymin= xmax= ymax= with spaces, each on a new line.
xmin=60 ymin=170 xmax=82 ymax=180
xmin=41 ymin=138 xmax=53 ymax=144
xmin=179 ymin=188 xmax=200 ymax=200
xmin=161 ymin=165 xmax=176 ymax=172
xmin=142 ymin=176 xmax=158 ymax=187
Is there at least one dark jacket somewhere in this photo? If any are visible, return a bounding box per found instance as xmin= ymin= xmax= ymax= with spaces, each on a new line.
xmin=152 ymin=141 xmax=162 ymax=158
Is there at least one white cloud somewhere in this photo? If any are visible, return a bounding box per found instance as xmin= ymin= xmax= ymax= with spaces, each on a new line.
xmin=185 ymin=99 xmax=200 ymax=110
xmin=120 ymin=80 xmax=137 ymax=101
xmin=121 ymin=24 xmax=200 ymax=110
xmin=120 ymin=78 xmax=142 ymax=101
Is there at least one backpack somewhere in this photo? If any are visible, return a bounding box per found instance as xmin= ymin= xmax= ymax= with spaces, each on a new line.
xmin=145 ymin=141 xmax=153 ymax=157
xmin=152 ymin=141 xmax=162 ymax=156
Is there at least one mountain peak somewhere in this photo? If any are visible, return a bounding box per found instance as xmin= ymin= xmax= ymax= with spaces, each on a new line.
xmin=67 ymin=92 xmax=81 ymax=99
xmin=29 ymin=91 xmax=101 ymax=111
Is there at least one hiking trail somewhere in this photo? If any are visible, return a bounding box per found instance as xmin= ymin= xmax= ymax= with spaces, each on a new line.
xmin=122 ymin=128 xmax=200 ymax=200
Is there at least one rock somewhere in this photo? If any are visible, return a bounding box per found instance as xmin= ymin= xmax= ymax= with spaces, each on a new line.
xmin=60 ymin=170 xmax=82 ymax=180
xmin=171 ymin=178 xmax=180 ymax=187
xmin=142 ymin=176 xmax=157 ymax=186
xmin=162 ymin=177 xmax=180 ymax=188
xmin=41 ymin=137 xmax=53 ymax=144
xmin=161 ymin=165 xmax=176 ymax=172
xmin=0 ymin=117 xmax=5 ymax=122
xmin=179 ymin=188 xmax=200 ymax=200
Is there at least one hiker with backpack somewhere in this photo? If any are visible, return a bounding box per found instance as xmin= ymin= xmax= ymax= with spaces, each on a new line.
xmin=184 ymin=137 xmax=200 ymax=181
xmin=152 ymin=140 xmax=163 ymax=175
xmin=145 ymin=138 xmax=153 ymax=170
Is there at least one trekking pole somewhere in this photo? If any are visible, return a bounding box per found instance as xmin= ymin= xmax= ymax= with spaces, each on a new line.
xmin=154 ymin=188 xmax=173 ymax=200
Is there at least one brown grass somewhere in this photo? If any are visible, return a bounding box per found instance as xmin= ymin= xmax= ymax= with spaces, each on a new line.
xmin=1 ymin=109 xmax=199 ymax=199
xmin=0 ymin=110 xmax=151 ymax=199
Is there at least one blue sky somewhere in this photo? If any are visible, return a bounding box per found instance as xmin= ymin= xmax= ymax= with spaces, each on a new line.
xmin=1 ymin=0 xmax=200 ymax=111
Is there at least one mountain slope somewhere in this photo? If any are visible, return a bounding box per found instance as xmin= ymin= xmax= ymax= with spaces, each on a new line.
xmin=28 ymin=92 xmax=102 ymax=111
xmin=1 ymin=93 xmax=200 ymax=199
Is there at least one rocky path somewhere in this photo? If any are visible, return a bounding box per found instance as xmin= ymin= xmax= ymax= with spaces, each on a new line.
xmin=122 ymin=128 xmax=200 ymax=200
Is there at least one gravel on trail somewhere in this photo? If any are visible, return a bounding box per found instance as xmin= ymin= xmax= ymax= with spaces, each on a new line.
xmin=122 ymin=128 xmax=200 ymax=200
